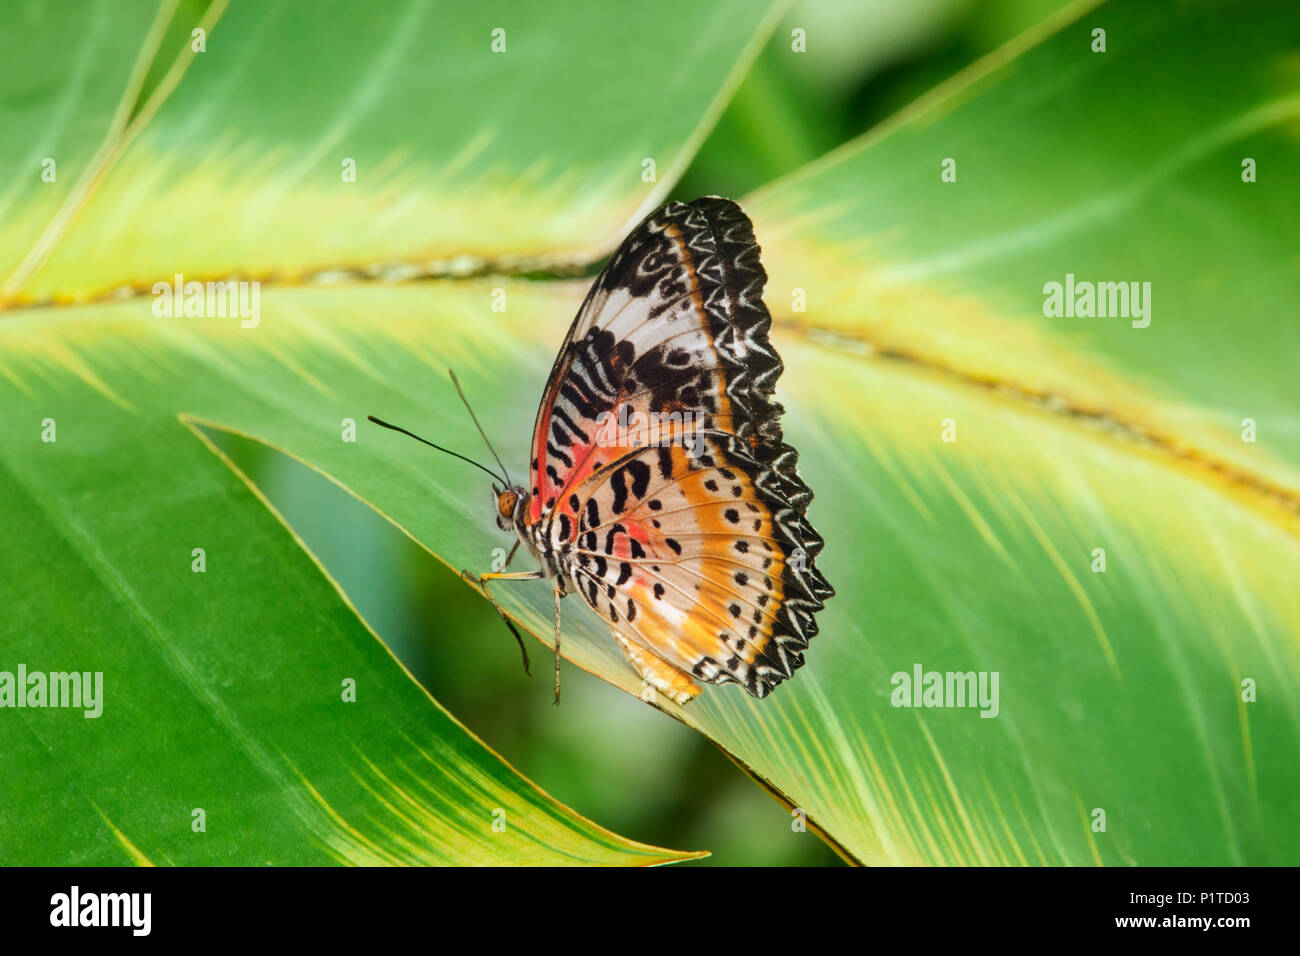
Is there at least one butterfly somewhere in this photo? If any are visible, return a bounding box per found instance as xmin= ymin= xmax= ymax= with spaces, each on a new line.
xmin=373 ymin=197 xmax=832 ymax=705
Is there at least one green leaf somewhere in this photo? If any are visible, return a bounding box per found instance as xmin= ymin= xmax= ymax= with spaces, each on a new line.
xmin=748 ymin=0 xmax=1300 ymax=482
xmin=733 ymin=0 xmax=1300 ymax=863
xmin=0 ymin=0 xmax=164 ymax=285
xmin=0 ymin=0 xmax=787 ymax=866
xmin=2 ymin=0 xmax=780 ymax=304
xmin=0 ymin=397 xmax=700 ymax=865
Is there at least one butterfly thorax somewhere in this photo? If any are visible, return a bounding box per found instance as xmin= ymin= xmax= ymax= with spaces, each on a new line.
xmin=496 ymin=484 xmax=570 ymax=593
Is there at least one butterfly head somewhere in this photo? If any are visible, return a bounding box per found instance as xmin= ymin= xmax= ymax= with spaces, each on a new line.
xmin=493 ymin=483 xmax=529 ymax=533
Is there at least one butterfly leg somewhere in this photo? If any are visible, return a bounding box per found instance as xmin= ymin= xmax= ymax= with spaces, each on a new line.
xmin=552 ymin=586 xmax=563 ymax=705
xmin=462 ymin=568 xmax=543 ymax=677
xmin=611 ymin=632 xmax=701 ymax=706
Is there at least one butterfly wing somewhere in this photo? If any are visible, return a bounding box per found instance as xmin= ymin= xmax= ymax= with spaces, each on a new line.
xmin=527 ymin=197 xmax=832 ymax=698
xmin=566 ymin=441 xmax=824 ymax=698
xmin=527 ymin=197 xmax=745 ymax=519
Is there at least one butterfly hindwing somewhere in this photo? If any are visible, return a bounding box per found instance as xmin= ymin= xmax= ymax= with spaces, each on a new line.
xmin=565 ymin=441 xmax=810 ymax=697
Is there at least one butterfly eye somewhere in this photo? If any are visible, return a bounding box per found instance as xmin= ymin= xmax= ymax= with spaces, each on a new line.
xmin=496 ymin=489 xmax=518 ymax=521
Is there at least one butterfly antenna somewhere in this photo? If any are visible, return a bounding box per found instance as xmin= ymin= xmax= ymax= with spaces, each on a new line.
xmin=366 ymin=415 xmax=507 ymax=486
xmin=448 ymin=369 xmax=513 ymax=487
